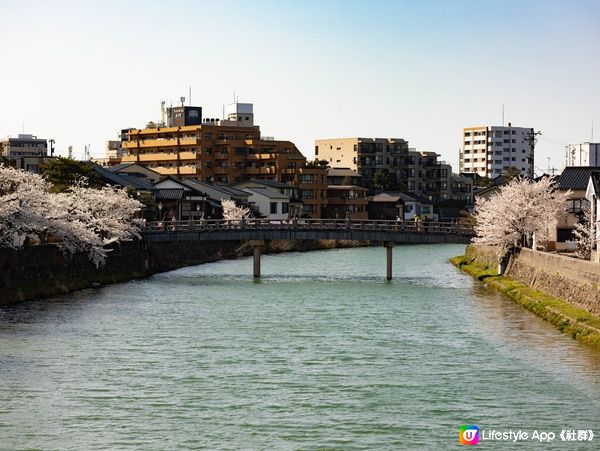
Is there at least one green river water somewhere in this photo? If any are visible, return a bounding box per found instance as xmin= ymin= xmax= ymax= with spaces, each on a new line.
xmin=1 ymin=244 xmax=599 ymax=449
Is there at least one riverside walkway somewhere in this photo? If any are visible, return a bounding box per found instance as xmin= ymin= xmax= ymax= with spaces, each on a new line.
xmin=143 ymin=219 xmax=473 ymax=279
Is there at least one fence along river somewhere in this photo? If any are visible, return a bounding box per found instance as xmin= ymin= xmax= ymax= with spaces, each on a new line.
xmin=0 ymin=244 xmax=599 ymax=449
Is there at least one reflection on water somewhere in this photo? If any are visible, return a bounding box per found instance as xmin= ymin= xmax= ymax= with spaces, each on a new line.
xmin=1 ymin=244 xmax=599 ymax=449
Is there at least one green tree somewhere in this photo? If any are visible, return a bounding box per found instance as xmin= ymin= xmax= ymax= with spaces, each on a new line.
xmin=341 ymin=175 xmax=354 ymax=186
xmin=505 ymin=166 xmax=521 ymax=182
xmin=126 ymin=187 xmax=159 ymax=220
xmin=42 ymin=157 xmax=99 ymax=192
xmin=0 ymin=156 xmax=16 ymax=168
xmin=373 ymin=168 xmax=395 ymax=192
xmin=478 ymin=176 xmax=492 ymax=188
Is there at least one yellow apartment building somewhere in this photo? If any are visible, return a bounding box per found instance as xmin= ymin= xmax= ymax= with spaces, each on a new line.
xmin=118 ymin=103 xmax=306 ymax=185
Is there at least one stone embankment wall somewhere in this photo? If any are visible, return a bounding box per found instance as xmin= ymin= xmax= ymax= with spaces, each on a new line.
xmin=0 ymin=239 xmax=368 ymax=305
xmin=467 ymin=245 xmax=600 ymax=316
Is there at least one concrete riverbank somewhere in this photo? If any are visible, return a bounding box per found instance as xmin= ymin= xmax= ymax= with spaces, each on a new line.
xmin=0 ymin=239 xmax=370 ymax=305
xmin=451 ymin=244 xmax=600 ymax=350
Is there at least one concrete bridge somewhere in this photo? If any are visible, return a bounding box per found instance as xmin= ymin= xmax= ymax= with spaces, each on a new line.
xmin=143 ymin=219 xmax=472 ymax=280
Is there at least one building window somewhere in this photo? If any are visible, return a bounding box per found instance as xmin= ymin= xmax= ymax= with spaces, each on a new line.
xmin=566 ymin=199 xmax=588 ymax=214
xmin=282 ymin=203 xmax=289 ymax=214
xmin=270 ymin=202 xmax=277 ymax=214
xmin=557 ymin=228 xmax=575 ymax=242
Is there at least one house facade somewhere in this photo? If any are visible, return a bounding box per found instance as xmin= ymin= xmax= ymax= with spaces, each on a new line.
xmin=240 ymin=187 xmax=291 ymax=220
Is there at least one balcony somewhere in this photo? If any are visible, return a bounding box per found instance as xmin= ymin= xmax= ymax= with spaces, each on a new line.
xmin=178 ymin=151 xmax=198 ymax=160
xmin=123 ymin=137 xmax=199 ymax=148
xmin=179 ymin=137 xmax=199 ymax=146
xmin=155 ymin=166 xmax=199 ymax=175
xmin=245 ymin=167 xmax=276 ymax=175
xmin=247 ymin=153 xmax=277 ymax=160
xmin=137 ymin=153 xmax=179 ymax=161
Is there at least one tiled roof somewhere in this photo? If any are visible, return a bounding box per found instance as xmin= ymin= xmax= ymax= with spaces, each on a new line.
xmin=241 ymin=187 xmax=290 ymax=200
xmin=215 ymin=184 xmax=251 ymax=197
xmin=327 ymin=168 xmax=361 ymax=178
xmin=245 ymin=179 xmax=290 ymax=189
xmin=106 ymin=163 xmax=134 ymax=172
xmin=371 ymin=193 xmax=404 ymax=203
xmin=94 ymin=165 xmax=155 ymax=190
xmin=154 ymin=188 xmax=184 ymax=200
xmin=405 ymin=192 xmax=433 ymax=205
xmin=556 ymin=166 xmax=600 ymax=190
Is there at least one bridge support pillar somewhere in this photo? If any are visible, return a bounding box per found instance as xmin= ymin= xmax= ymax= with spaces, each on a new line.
xmin=385 ymin=241 xmax=394 ymax=280
xmin=249 ymin=240 xmax=264 ymax=278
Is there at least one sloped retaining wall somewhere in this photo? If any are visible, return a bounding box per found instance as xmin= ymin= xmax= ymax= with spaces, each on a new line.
xmin=467 ymin=244 xmax=600 ymax=316
xmin=0 ymin=239 xmax=369 ymax=305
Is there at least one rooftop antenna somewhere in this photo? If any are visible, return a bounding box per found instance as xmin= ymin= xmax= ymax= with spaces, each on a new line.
xmin=222 ymin=104 xmax=225 ymax=120
xmin=160 ymin=100 xmax=166 ymax=124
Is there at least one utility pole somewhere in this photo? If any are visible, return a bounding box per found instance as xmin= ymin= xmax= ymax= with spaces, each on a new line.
xmin=524 ymin=129 xmax=541 ymax=178
xmin=547 ymin=156 xmax=557 ymax=176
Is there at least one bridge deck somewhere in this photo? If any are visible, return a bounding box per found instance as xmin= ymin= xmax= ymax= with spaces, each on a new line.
xmin=142 ymin=219 xmax=472 ymax=244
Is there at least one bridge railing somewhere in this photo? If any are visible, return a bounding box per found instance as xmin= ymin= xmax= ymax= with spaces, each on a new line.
xmin=142 ymin=218 xmax=474 ymax=236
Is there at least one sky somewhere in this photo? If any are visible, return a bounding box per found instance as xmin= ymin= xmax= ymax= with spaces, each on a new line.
xmin=1 ymin=0 xmax=599 ymax=173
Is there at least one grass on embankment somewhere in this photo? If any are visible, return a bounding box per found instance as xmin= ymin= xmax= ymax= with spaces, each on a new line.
xmin=450 ymin=255 xmax=600 ymax=351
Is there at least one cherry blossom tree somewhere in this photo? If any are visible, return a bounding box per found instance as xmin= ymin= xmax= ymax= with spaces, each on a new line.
xmin=473 ymin=177 xmax=569 ymax=254
xmin=221 ymin=199 xmax=251 ymax=221
xmin=0 ymin=165 xmax=142 ymax=267
xmin=572 ymin=203 xmax=593 ymax=260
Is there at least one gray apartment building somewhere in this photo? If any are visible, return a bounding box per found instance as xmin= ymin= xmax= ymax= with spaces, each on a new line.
xmin=315 ymin=137 xmax=472 ymax=204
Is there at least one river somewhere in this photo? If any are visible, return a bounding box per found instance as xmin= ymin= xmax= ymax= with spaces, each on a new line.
xmin=1 ymin=244 xmax=599 ymax=449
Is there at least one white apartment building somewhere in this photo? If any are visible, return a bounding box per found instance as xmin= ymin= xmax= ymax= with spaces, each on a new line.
xmin=459 ymin=124 xmax=534 ymax=178
xmin=566 ymin=142 xmax=600 ymax=167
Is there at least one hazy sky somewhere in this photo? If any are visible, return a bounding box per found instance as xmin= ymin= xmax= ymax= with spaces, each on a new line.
xmin=1 ymin=0 xmax=599 ymax=173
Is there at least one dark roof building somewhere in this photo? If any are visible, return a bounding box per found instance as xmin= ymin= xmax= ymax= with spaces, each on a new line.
xmin=94 ymin=165 xmax=155 ymax=191
xmin=556 ymin=166 xmax=600 ymax=190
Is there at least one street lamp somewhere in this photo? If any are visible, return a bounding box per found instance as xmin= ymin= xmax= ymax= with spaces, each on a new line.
xmin=157 ymin=202 xmax=163 ymax=222
xmin=196 ymin=203 xmax=201 ymax=220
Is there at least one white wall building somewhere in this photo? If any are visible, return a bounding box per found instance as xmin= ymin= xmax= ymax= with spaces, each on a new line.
xmin=240 ymin=186 xmax=290 ymax=220
xmin=566 ymin=142 xmax=600 ymax=167
xmin=460 ymin=124 xmax=534 ymax=178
